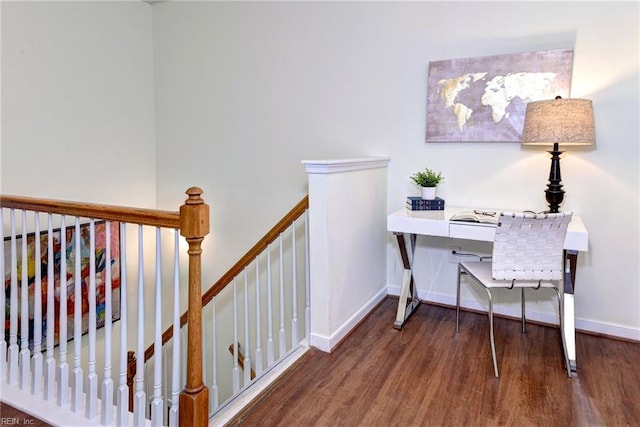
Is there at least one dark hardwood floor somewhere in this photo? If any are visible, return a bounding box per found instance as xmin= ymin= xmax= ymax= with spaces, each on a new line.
xmin=0 ymin=401 xmax=53 ymax=426
xmin=229 ymin=297 xmax=640 ymax=426
xmin=2 ymin=298 xmax=638 ymax=426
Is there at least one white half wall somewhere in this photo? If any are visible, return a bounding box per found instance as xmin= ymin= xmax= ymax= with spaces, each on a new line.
xmin=303 ymin=158 xmax=390 ymax=352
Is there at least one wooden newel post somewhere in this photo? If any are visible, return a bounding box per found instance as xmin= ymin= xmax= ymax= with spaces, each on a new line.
xmin=179 ymin=187 xmax=210 ymax=427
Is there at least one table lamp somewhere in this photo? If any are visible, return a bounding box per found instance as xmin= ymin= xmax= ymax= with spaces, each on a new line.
xmin=521 ymin=96 xmax=595 ymax=213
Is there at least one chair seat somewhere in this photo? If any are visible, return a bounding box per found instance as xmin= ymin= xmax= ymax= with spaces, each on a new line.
xmin=460 ymin=261 xmax=559 ymax=289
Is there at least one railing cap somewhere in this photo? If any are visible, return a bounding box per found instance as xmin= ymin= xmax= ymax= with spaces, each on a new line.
xmin=180 ymin=187 xmax=210 ymax=238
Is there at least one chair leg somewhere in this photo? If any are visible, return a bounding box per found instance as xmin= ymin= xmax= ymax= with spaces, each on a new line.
xmin=456 ymin=265 xmax=462 ymax=333
xmin=485 ymin=289 xmax=499 ymax=377
xmin=521 ymin=288 xmax=526 ymax=334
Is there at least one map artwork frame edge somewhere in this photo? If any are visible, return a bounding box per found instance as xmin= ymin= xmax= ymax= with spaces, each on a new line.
xmin=425 ymin=48 xmax=574 ymax=143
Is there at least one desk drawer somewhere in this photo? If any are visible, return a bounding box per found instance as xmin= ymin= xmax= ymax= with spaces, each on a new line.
xmin=449 ymin=223 xmax=496 ymax=241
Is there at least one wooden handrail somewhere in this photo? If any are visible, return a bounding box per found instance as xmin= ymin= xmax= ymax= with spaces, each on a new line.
xmin=142 ymin=194 xmax=309 ymax=362
xmin=200 ymin=195 xmax=309 ymax=307
xmin=0 ymin=194 xmax=180 ymax=229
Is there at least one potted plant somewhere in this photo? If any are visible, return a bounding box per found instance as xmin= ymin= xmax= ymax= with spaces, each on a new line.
xmin=410 ymin=168 xmax=444 ymax=200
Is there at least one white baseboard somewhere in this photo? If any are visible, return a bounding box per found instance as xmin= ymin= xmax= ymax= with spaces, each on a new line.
xmin=572 ymin=317 xmax=640 ymax=341
xmin=310 ymin=287 xmax=388 ymax=353
xmin=387 ymin=284 xmax=640 ymax=342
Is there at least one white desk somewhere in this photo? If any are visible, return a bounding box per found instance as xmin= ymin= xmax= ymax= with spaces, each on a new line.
xmin=387 ymin=206 xmax=588 ymax=371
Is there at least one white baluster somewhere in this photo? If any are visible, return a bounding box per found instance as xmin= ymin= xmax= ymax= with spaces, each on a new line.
xmin=101 ymin=221 xmax=113 ymax=425
xmin=31 ymin=213 xmax=43 ymax=394
xmin=0 ymin=209 xmax=5 ymax=380
xmin=243 ymin=269 xmax=251 ymax=386
xmin=150 ymin=227 xmax=164 ymax=426
xmin=19 ymin=211 xmax=30 ymax=389
xmin=86 ymin=220 xmax=98 ymax=418
xmin=254 ymin=257 xmax=263 ymax=375
xmin=210 ymin=297 xmax=219 ymax=411
xmin=71 ymin=217 xmax=83 ymax=412
xmin=116 ymin=223 xmax=129 ymax=426
xmin=232 ymin=278 xmax=239 ymax=392
xmin=279 ymin=233 xmax=286 ymax=357
xmin=134 ymin=225 xmax=146 ymax=427
xmin=44 ymin=214 xmax=55 ymax=400
xmin=57 ymin=215 xmax=69 ymax=407
xmin=162 ymin=346 xmax=168 ymax=426
xmin=8 ymin=210 xmax=19 ymax=385
xmin=145 ymin=362 xmax=152 ymax=418
xmin=291 ymin=222 xmax=299 ymax=345
xmin=266 ymin=244 xmax=274 ymax=366
xmin=169 ymin=230 xmax=181 ymax=427
xmin=305 ymin=210 xmax=311 ymax=342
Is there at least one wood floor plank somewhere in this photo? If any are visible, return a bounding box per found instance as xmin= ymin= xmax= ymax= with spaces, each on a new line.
xmin=228 ymin=297 xmax=640 ymax=426
xmin=0 ymin=402 xmax=53 ymax=427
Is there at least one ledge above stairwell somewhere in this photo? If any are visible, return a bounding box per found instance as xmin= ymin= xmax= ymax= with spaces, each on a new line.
xmin=302 ymin=157 xmax=390 ymax=174
xmin=302 ymin=156 xmax=390 ymax=353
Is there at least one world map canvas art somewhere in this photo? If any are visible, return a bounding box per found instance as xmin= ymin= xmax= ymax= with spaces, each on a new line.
xmin=426 ymin=49 xmax=573 ymax=142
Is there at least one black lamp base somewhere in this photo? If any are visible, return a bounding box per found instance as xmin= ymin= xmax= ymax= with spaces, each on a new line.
xmin=545 ymin=142 xmax=565 ymax=213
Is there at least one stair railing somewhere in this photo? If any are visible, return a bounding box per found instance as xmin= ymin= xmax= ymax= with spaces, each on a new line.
xmin=135 ymin=195 xmax=310 ymax=418
xmin=0 ymin=187 xmax=209 ymax=426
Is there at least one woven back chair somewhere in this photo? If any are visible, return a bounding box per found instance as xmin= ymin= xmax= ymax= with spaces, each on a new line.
xmin=455 ymin=211 xmax=573 ymax=378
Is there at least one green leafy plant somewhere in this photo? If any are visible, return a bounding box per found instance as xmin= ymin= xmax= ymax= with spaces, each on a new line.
xmin=410 ymin=168 xmax=444 ymax=187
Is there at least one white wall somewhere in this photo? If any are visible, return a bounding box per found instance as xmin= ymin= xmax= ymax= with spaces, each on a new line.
xmin=0 ymin=0 xmax=160 ymax=401
xmin=1 ymin=1 xmax=156 ymax=207
xmin=151 ymin=1 xmax=639 ymax=339
xmin=2 ymin=1 xmax=638 ymax=340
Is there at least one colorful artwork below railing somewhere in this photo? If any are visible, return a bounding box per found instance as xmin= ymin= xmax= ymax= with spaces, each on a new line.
xmin=3 ymin=220 xmax=121 ymax=349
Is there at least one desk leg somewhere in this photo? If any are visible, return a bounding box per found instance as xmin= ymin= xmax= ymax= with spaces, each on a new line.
xmin=563 ymin=250 xmax=579 ymax=371
xmin=393 ymin=232 xmax=420 ymax=330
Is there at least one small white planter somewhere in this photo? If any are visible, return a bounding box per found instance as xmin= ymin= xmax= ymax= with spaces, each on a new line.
xmin=421 ymin=186 xmax=437 ymax=200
